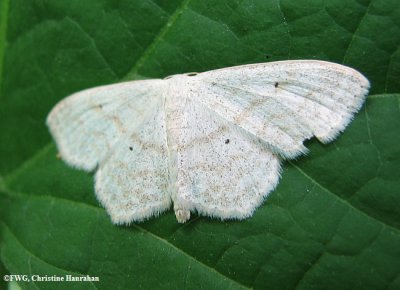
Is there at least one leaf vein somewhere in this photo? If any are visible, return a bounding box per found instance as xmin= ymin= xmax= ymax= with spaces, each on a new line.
xmin=342 ymin=0 xmax=372 ymax=63
xmin=276 ymin=0 xmax=292 ymax=58
xmin=122 ymin=0 xmax=192 ymax=80
xmin=66 ymin=16 xmax=119 ymax=79
xmin=290 ymin=162 xmax=400 ymax=233
xmin=0 ymin=222 xmax=99 ymax=289
xmin=1 ymin=191 xmax=249 ymax=290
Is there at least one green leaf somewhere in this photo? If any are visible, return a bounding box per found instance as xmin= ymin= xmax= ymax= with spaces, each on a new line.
xmin=0 ymin=258 xmax=8 ymax=290
xmin=1 ymin=0 xmax=399 ymax=289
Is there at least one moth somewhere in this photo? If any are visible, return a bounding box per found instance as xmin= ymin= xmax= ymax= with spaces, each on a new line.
xmin=47 ymin=60 xmax=370 ymax=224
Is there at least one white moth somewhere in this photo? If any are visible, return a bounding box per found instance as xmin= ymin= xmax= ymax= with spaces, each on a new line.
xmin=47 ymin=60 xmax=369 ymax=224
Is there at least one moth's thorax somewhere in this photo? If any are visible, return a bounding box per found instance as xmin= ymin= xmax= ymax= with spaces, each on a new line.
xmin=165 ymin=73 xmax=198 ymax=92
xmin=164 ymin=73 xmax=198 ymax=113
xmin=164 ymin=74 xmax=198 ymax=218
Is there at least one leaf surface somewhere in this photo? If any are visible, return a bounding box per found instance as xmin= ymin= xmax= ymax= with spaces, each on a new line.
xmin=1 ymin=0 xmax=399 ymax=289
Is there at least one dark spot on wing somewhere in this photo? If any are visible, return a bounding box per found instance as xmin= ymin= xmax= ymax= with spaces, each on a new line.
xmin=129 ymin=146 xmax=133 ymax=151
xmin=225 ymin=139 xmax=230 ymax=144
xmin=187 ymin=73 xmax=198 ymax=76
xmin=274 ymin=82 xmax=279 ymax=88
